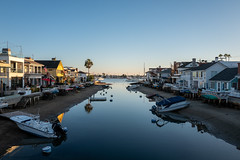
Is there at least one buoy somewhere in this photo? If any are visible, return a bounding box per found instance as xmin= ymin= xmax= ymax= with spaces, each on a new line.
xmin=151 ymin=118 xmax=157 ymax=123
xmin=42 ymin=146 xmax=51 ymax=154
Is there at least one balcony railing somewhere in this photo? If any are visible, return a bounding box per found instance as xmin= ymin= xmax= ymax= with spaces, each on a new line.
xmin=11 ymin=68 xmax=23 ymax=73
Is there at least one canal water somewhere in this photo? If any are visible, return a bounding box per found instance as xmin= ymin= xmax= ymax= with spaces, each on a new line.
xmin=2 ymin=79 xmax=240 ymax=160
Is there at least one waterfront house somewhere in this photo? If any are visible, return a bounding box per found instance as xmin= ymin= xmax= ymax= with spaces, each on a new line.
xmin=191 ymin=60 xmax=239 ymax=89
xmin=177 ymin=58 xmax=199 ymax=88
xmin=146 ymin=67 xmax=161 ymax=83
xmin=0 ymin=60 xmax=10 ymax=94
xmin=209 ymin=68 xmax=238 ymax=91
xmin=76 ymin=71 xmax=87 ymax=83
xmin=24 ymin=57 xmax=44 ymax=86
xmin=0 ymin=48 xmax=24 ymax=90
xmin=159 ymin=68 xmax=172 ymax=83
xmin=64 ymin=67 xmax=78 ymax=83
xmin=36 ymin=58 xmax=65 ymax=83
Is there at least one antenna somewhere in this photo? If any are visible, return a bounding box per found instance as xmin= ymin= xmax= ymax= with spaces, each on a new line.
xmin=144 ymin=62 xmax=145 ymax=76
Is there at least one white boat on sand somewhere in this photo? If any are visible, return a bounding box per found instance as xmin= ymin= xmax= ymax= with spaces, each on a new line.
xmin=10 ymin=114 xmax=67 ymax=138
xmin=150 ymin=96 xmax=190 ymax=113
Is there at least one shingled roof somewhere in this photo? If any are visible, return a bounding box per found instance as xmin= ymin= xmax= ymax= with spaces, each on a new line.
xmin=190 ymin=62 xmax=216 ymax=71
xmin=210 ymin=68 xmax=238 ymax=81
xmin=35 ymin=60 xmax=61 ymax=68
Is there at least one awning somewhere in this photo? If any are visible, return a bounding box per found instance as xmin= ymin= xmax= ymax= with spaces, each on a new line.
xmin=43 ymin=78 xmax=55 ymax=82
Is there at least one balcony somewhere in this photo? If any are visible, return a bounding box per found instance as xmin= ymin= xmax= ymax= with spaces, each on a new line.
xmin=0 ymin=72 xmax=7 ymax=78
xmin=11 ymin=68 xmax=23 ymax=73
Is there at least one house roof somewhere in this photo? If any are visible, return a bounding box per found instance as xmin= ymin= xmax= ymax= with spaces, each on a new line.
xmin=178 ymin=62 xmax=191 ymax=68
xmin=161 ymin=68 xmax=171 ymax=73
xmin=78 ymin=71 xmax=86 ymax=74
xmin=190 ymin=62 xmax=216 ymax=71
xmin=35 ymin=60 xmax=61 ymax=68
xmin=24 ymin=59 xmax=44 ymax=66
xmin=209 ymin=68 xmax=238 ymax=81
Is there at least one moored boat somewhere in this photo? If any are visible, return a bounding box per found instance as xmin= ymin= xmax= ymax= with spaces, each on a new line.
xmin=10 ymin=114 xmax=67 ymax=138
xmin=150 ymin=96 xmax=190 ymax=113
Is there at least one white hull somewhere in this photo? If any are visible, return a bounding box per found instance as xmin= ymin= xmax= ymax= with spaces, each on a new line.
xmin=0 ymin=102 xmax=8 ymax=109
xmin=156 ymin=101 xmax=190 ymax=113
xmin=16 ymin=122 xmax=57 ymax=138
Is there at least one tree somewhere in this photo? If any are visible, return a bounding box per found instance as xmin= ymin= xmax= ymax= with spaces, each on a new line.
xmin=227 ymin=54 xmax=231 ymax=61
xmin=218 ymin=54 xmax=224 ymax=60
xmin=84 ymin=59 xmax=93 ymax=81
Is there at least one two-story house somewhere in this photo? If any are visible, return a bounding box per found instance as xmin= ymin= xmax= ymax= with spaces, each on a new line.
xmin=36 ymin=58 xmax=65 ymax=83
xmin=177 ymin=58 xmax=199 ymax=88
xmin=191 ymin=60 xmax=239 ymax=89
xmin=24 ymin=57 xmax=44 ymax=86
xmin=0 ymin=48 xmax=24 ymax=90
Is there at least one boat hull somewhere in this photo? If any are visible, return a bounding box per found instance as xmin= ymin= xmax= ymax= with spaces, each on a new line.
xmin=16 ymin=122 xmax=57 ymax=138
xmin=155 ymin=101 xmax=190 ymax=113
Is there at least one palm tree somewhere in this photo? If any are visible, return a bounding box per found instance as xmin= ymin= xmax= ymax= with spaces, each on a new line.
xmin=84 ymin=59 xmax=93 ymax=81
xmin=227 ymin=54 xmax=231 ymax=61
xmin=218 ymin=54 xmax=223 ymax=60
xmin=224 ymin=53 xmax=228 ymax=61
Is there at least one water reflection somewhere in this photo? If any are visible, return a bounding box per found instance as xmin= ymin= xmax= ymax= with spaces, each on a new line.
xmin=151 ymin=111 xmax=208 ymax=134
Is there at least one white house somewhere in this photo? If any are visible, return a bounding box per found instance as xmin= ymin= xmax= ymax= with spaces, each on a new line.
xmin=76 ymin=71 xmax=87 ymax=83
xmin=0 ymin=48 xmax=24 ymax=90
xmin=177 ymin=58 xmax=199 ymax=88
xmin=24 ymin=57 xmax=44 ymax=86
xmin=191 ymin=60 xmax=239 ymax=89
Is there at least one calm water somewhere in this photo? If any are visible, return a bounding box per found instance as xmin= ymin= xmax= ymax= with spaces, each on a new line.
xmin=2 ymin=79 xmax=240 ymax=160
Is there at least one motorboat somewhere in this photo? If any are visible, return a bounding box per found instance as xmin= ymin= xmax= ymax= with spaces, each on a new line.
xmin=150 ymin=96 xmax=190 ymax=113
xmin=10 ymin=114 xmax=67 ymax=138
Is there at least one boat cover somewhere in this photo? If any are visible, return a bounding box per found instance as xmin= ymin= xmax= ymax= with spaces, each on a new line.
xmin=10 ymin=115 xmax=33 ymax=123
xmin=156 ymin=96 xmax=186 ymax=106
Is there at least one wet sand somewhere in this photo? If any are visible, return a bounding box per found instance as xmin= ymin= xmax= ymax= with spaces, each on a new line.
xmin=0 ymin=85 xmax=102 ymax=157
xmin=137 ymin=86 xmax=240 ymax=150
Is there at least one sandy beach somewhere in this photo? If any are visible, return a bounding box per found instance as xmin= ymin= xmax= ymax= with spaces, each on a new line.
xmin=137 ymin=86 xmax=240 ymax=150
xmin=0 ymin=85 xmax=103 ymax=156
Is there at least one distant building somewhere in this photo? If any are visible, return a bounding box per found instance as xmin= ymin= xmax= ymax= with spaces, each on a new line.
xmin=0 ymin=48 xmax=24 ymax=90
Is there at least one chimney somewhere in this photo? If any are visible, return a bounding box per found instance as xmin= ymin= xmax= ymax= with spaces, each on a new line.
xmin=2 ymin=48 xmax=11 ymax=55
xmin=215 ymin=57 xmax=219 ymax=62
xmin=238 ymin=63 xmax=240 ymax=75
xmin=52 ymin=57 xmax=56 ymax=61
xmin=192 ymin=58 xmax=196 ymax=67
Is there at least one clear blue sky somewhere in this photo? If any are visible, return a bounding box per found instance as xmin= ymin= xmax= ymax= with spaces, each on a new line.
xmin=1 ymin=0 xmax=240 ymax=75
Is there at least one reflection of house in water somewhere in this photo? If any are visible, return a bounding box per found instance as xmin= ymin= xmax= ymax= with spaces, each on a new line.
xmin=152 ymin=111 xmax=240 ymax=150
xmin=1 ymin=136 xmax=66 ymax=158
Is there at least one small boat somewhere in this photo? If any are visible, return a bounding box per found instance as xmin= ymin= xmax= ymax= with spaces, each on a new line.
xmin=10 ymin=115 xmax=67 ymax=138
xmin=90 ymin=97 xmax=107 ymax=101
xmin=42 ymin=146 xmax=52 ymax=153
xmin=0 ymin=98 xmax=8 ymax=109
xmin=146 ymin=94 xmax=159 ymax=99
xmin=150 ymin=96 xmax=190 ymax=113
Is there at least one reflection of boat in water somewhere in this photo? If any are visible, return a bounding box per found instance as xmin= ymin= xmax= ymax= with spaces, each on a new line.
xmin=151 ymin=111 xmax=208 ymax=134
xmin=151 ymin=112 xmax=189 ymax=128
xmin=150 ymin=96 xmax=190 ymax=112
